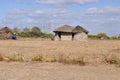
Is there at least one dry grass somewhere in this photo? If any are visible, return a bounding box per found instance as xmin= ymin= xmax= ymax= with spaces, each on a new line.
xmin=0 ymin=54 xmax=4 ymax=61
xmin=0 ymin=54 xmax=24 ymax=62
xmin=0 ymin=39 xmax=120 ymax=66
xmin=5 ymin=54 xmax=24 ymax=62
xmin=57 ymin=54 xmax=85 ymax=65
xmin=32 ymin=54 xmax=43 ymax=62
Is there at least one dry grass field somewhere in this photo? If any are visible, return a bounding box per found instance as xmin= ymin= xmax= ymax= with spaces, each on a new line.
xmin=0 ymin=38 xmax=120 ymax=80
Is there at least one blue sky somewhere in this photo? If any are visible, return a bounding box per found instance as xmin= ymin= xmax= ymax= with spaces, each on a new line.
xmin=0 ymin=0 xmax=120 ymax=36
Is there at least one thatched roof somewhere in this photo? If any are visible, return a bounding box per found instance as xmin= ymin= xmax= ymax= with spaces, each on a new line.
xmin=72 ymin=25 xmax=89 ymax=33
xmin=53 ymin=25 xmax=74 ymax=33
xmin=0 ymin=27 xmax=12 ymax=33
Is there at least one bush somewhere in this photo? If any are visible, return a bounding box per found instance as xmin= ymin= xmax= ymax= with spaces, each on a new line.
xmin=97 ymin=33 xmax=109 ymax=39
xmin=32 ymin=55 xmax=43 ymax=62
xmin=88 ymin=35 xmax=98 ymax=39
xmin=40 ymin=32 xmax=54 ymax=38
xmin=6 ymin=54 xmax=24 ymax=62
xmin=18 ymin=32 xmax=35 ymax=37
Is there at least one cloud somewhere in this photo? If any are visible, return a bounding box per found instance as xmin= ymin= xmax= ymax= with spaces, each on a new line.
xmin=36 ymin=0 xmax=98 ymax=6
xmin=1 ymin=6 xmax=120 ymax=36
xmin=85 ymin=7 xmax=120 ymax=16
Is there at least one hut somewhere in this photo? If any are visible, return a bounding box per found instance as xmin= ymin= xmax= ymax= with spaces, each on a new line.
xmin=53 ymin=25 xmax=89 ymax=41
xmin=0 ymin=27 xmax=13 ymax=39
xmin=72 ymin=25 xmax=89 ymax=41
xmin=53 ymin=25 xmax=74 ymax=40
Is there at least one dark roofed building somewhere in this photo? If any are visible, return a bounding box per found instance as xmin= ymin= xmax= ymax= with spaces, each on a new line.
xmin=72 ymin=25 xmax=89 ymax=34
xmin=53 ymin=25 xmax=89 ymax=41
xmin=53 ymin=25 xmax=74 ymax=33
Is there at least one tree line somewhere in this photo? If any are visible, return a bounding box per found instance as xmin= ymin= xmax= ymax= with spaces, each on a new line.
xmin=13 ymin=26 xmax=53 ymax=38
xmin=3 ymin=26 xmax=120 ymax=40
xmin=88 ymin=33 xmax=120 ymax=40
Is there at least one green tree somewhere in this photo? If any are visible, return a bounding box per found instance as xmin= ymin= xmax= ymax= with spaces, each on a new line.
xmin=31 ymin=26 xmax=41 ymax=36
xmin=97 ymin=33 xmax=109 ymax=39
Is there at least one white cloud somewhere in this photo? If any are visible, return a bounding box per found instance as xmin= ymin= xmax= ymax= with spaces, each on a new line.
xmin=1 ymin=6 xmax=120 ymax=36
xmin=85 ymin=7 xmax=120 ymax=16
xmin=36 ymin=0 xmax=98 ymax=6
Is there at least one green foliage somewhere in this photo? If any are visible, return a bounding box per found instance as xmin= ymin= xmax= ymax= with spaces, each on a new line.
xmin=88 ymin=34 xmax=98 ymax=39
xmin=18 ymin=31 xmax=54 ymax=38
xmin=97 ymin=33 xmax=109 ymax=39
xmin=18 ymin=32 xmax=34 ymax=37
xmin=110 ymin=36 xmax=118 ymax=40
xmin=88 ymin=33 xmax=109 ymax=40
xmin=40 ymin=32 xmax=54 ymax=38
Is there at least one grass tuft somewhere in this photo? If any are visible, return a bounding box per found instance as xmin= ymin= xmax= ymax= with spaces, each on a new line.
xmin=6 ymin=54 xmax=24 ymax=62
xmin=117 ymin=59 xmax=120 ymax=67
xmin=50 ymin=56 xmax=57 ymax=62
xmin=0 ymin=54 xmax=4 ymax=61
xmin=57 ymin=54 xmax=85 ymax=66
xmin=32 ymin=55 xmax=43 ymax=62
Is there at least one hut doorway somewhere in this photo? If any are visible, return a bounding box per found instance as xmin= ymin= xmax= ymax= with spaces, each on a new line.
xmin=72 ymin=33 xmax=75 ymax=40
xmin=58 ymin=32 xmax=61 ymax=40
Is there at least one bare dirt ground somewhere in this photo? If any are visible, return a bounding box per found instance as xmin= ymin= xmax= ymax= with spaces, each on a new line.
xmin=0 ymin=62 xmax=120 ymax=80
xmin=0 ymin=38 xmax=120 ymax=80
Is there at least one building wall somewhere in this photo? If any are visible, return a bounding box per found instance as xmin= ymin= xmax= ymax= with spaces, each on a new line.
xmin=61 ymin=35 xmax=72 ymax=40
xmin=74 ymin=32 xmax=88 ymax=41
xmin=54 ymin=35 xmax=72 ymax=41
xmin=54 ymin=32 xmax=88 ymax=41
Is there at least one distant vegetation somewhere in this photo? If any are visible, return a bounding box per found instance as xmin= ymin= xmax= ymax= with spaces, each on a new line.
xmin=88 ymin=33 xmax=120 ymax=40
xmin=1 ymin=26 xmax=120 ymax=40
xmin=13 ymin=27 xmax=120 ymax=40
xmin=12 ymin=26 xmax=54 ymax=38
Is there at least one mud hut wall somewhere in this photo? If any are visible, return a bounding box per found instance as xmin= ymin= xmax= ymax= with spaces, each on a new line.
xmin=74 ymin=32 xmax=88 ymax=41
xmin=54 ymin=32 xmax=72 ymax=41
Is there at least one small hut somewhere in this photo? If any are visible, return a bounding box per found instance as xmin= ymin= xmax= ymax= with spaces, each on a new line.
xmin=0 ymin=27 xmax=13 ymax=40
xmin=53 ymin=25 xmax=89 ymax=41
xmin=72 ymin=25 xmax=89 ymax=41
xmin=53 ymin=25 xmax=74 ymax=40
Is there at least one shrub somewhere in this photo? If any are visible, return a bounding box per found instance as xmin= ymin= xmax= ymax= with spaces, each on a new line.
xmin=97 ymin=33 xmax=109 ymax=39
xmin=32 ymin=55 xmax=43 ymax=62
xmin=6 ymin=54 xmax=24 ymax=62
xmin=40 ymin=32 xmax=54 ymax=38
xmin=102 ymin=54 xmax=119 ymax=65
xmin=117 ymin=59 xmax=120 ymax=67
xmin=50 ymin=56 xmax=57 ymax=62
xmin=88 ymin=35 xmax=98 ymax=39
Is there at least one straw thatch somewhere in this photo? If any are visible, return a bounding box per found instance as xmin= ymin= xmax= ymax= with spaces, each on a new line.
xmin=72 ymin=25 xmax=89 ymax=33
xmin=53 ymin=25 xmax=74 ymax=33
xmin=0 ymin=27 xmax=12 ymax=33
xmin=0 ymin=27 xmax=13 ymax=39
